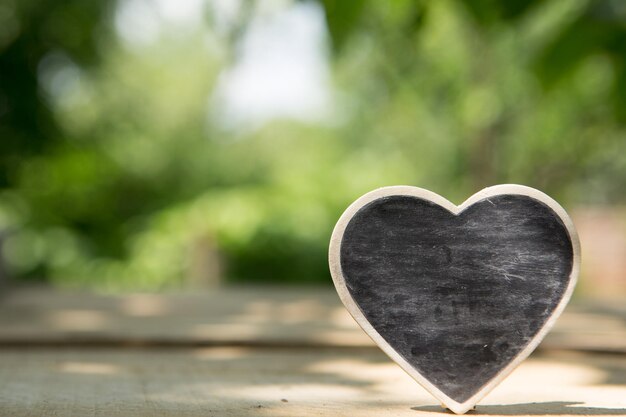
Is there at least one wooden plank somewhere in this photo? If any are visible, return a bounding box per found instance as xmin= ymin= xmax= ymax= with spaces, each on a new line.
xmin=0 ymin=287 xmax=625 ymax=352
xmin=0 ymin=347 xmax=624 ymax=416
xmin=0 ymin=286 xmax=369 ymax=347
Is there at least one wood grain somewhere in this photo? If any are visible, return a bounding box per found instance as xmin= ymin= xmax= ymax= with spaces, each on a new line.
xmin=0 ymin=288 xmax=624 ymax=416
xmin=0 ymin=348 xmax=625 ymax=416
xmin=0 ymin=288 xmax=624 ymax=352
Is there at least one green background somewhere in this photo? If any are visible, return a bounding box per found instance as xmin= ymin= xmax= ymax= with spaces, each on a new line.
xmin=1 ymin=0 xmax=625 ymax=290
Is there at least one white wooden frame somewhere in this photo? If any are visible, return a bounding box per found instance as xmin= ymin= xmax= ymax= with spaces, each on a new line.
xmin=328 ymin=184 xmax=581 ymax=414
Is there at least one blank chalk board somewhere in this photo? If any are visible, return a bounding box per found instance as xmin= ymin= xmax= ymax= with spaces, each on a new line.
xmin=328 ymin=185 xmax=579 ymax=414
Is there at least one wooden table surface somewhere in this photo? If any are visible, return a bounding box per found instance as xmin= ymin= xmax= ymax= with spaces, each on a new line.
xmin=0 ymin=286 xmax=625 ymax=416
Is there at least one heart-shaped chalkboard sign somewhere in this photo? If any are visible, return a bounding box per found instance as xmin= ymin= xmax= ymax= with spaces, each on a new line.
xmin=329 ymin=185 xmax=579 ymax=414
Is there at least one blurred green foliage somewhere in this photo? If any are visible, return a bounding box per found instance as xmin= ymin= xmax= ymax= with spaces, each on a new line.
xmin=1 ymin=0 xmax=625 ymax=290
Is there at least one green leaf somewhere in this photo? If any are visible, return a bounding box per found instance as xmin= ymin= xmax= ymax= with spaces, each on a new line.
xmin=461 ymin=0 xmax=545 ymax=26
xmin=534 ymin=2 xmax=619 ymax=88
xmin=319 ymin=0 xmax=367 ymax=53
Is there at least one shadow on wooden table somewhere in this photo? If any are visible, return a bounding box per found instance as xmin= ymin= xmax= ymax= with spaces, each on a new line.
xmin=413 ymin=402 xmax=626 ymax=415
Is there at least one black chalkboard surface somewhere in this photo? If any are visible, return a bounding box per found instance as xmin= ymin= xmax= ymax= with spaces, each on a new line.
xmin=328 ymin=185 xmax=579 ymax=414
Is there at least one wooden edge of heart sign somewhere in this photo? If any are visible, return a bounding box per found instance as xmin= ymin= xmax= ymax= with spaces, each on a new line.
xmin=328 ymin=184 xmax=581 ymax=415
